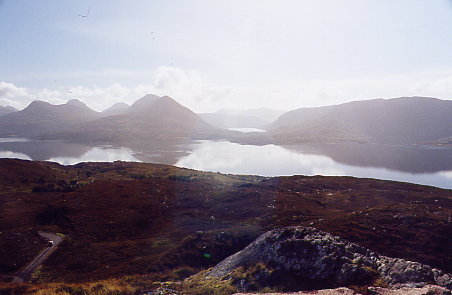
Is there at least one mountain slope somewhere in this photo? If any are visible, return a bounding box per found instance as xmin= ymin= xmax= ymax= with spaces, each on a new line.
xmin=269 ymin=97 xmax=452 ymax=144
xmin=0 ymin=105 xmax=17 ymax=117
xmin=46 ymin=95 xmax=231 ymax=145
xmin=0 ymin=99 xmax=101 ymax=138
xmin=101 ymin=102 xmax=129 ymax=116
xmin=199 ymin=113 xmax=269 ymax=128
xmin=200 ymin=108 xmax=285 ymax=128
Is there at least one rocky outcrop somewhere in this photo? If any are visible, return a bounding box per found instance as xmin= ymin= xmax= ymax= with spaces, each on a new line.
xmin=233 ymin=284 xmax=451 ymax=294
xmin=205 ymin=227 xmax=451 ymax=292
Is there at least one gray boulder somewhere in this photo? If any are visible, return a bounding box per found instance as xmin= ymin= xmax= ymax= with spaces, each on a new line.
xmin=205 ymin=227 xmax=451 ymax=292
xmin=233 ymin=285 xmax=451 ymax=294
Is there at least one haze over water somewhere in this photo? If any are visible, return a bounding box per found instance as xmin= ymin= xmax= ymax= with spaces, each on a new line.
xmin=1 ymin=138 xmax=451 ymax=189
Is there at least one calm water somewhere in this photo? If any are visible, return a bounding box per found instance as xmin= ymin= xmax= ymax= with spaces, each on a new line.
xmin=0 ymin=139 xmax=140 ymax=165
xmin=228 ymin=128 xmax=266 ymax=133
xmin=175 ymin=141 xmax=452 ymax=189
xmin=0 ymin=138 xmax=451 ymax=189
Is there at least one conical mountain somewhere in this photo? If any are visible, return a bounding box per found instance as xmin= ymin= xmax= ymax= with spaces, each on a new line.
xmin=126 ymin=94 xmax=160 ymax=114
xmin=46 ymin=95 xmax=227 ymax=145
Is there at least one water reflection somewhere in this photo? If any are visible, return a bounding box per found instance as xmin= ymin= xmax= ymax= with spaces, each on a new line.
xmin=0 ymin=140 xmax=91 ymax=160
xmin=48 ymin=147 xmax=140 ymax=165
xmin=0 ymin=138 xmax=29 ymax=143
xmin=228 ymin=128 xmax=266 ymax=133
xmin=0 ymin=139 xmax=140 ymax=164
xmin=1 ymin=138 xmax=451 ymax=189
xmin=176 ymin=141 xmax=452 ymax=189
xmin=286 ymin=143 xmax=452 ymax=173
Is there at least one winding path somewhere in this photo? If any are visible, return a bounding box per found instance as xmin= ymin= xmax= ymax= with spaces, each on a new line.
xmin=10 ymin=232 xmax=63 ymax=283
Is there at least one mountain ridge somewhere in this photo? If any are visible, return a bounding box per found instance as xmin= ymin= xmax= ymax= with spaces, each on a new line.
xmin=200 ymin=107 xmax=285 ymax=129
xmin=0 ymin=105 xmax=17 ymax=117
xmin=101 ymin=102 xmax=129 ymax=116
xmin=40 ymin=94 xmax=234 ymax=146
xmin=0 ymin=99 xmax=101 ymax=137
xmin=269 ymin=96 xmax=452 ymax=145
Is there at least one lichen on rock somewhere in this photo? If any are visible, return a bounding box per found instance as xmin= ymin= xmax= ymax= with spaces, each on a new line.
xmin=203 ymin=226 xmax=451 ymax=292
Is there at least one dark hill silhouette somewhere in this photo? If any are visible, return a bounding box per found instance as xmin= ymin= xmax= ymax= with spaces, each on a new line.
xmin=0 ymin=105 xmax=17 ymax=117
xmin=269 ymin=97 xmax=452 ymax=145
xmin=0 ymin=99 xmax=101 ymax=138
xmin=44 ymin=95 xmax=233 ymax=145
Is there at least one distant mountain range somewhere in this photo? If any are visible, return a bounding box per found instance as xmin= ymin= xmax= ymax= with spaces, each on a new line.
xmin=0 ymin=95 xmax=450 ymax=147
xmin=39 ymin=95 xmax=232 ymax=146
xmin=101 ymin=102 xmax=129 ymax=116
xmin=268 ymin=97 xmax=452 ymax=145
xmin=0 ymin=99 xmax=101 ymax=138
xmin=199 ymin=108 xmax=285 ymax=129
xmin=0 ymin=105 xmax=17 ymax=117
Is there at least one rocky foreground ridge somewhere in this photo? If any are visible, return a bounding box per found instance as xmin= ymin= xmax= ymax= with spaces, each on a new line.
xmin=198 ymin=227 xmax=451 ymax=293
xmin=232 ymin=285 xmax=451 ymax=295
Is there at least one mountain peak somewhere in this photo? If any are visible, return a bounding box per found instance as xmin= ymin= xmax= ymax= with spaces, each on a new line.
xmin=0 ymin=105 xmax=18 ymax=117
xmin=25 ymin=100 xmax=52 ymax=110
xmin=103 ymin=102 xmax=129 ymax=112
xmin=102 ymin=102 xmax=130 ymax=116
xmin=127 ymin=94 xmax=161 ymax=113
xmin=1 ymin=105 xmax=17 ymax=111
xmin=66 ymin=99 xmax=89 ymax=108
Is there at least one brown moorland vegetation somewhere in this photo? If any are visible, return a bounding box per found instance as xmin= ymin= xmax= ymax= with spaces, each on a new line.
xmin=0 ymin=159 xmax=450 ymax=288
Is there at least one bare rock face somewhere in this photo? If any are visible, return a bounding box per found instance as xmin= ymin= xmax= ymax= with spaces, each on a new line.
xmin=232 ymin=284 xmax=451 ymax=294
xmin=378 ymin=257 xmax=451 ymax=289
xmin=205 ymin=227 xmax=451 ymax=292
xmin=233 ymin=287 xmax=356 ymax=295
xmin=368 ymin=285 xmax=451 ymax=295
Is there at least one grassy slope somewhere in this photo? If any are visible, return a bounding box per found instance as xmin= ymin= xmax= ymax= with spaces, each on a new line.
xmin=0 ymin=159 xmax=450 ymax=285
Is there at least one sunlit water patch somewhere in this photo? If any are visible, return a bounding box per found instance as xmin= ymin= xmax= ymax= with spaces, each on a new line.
xmin=0 ymin=138 xmax=140 ymax=164
xmin=176 ymin=140 xmax=452 ymax=189
xmin=48 ymin=146 xmax=141 ymax=165
xmin=228 ymin=128 xmax=266 ymax=133
xmin=1 ymin=138 xmax=451 ymax=189
xmin=0 ymin=138 xmax=29 ymax=142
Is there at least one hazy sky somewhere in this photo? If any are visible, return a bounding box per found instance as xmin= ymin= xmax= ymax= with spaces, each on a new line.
xmin=1 ymin=0 xmax=451 ymax=112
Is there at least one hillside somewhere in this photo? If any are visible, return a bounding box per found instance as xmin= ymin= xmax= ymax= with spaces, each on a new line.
xmin=43 ymin=95 xmax=236 ymax=147
xmin=0 ymin=105 xmax=17 ymax=117
xmin=269 ymin=97 xmax=452 ymax=145
xmin=101 ymin=102 xmax=129 ymax=116
xmin=0 ymin=159 xmax=450 ymax=285
xmin=199 ymin=113 xmax=269 ymax=129
xmin=200 ymin=108 xmax=284 ymax=129
xmin=0 ymin=100 xmax=101 ymax=138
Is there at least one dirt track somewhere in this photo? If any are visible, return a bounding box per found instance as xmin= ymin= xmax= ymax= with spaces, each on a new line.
xmin=11 ymin=232 xmax=63 ymax=283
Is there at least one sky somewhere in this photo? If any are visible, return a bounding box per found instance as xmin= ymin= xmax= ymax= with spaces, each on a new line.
xmin=0 ymin=0 xmax=451 ymax=112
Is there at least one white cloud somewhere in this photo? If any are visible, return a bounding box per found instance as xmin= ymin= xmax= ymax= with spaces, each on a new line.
xmin=151 ymin=66 xmax=233 ymax=111
xmin=35 ymin=89 xmax=66 ymax=105
xmin=67 ymin=84 xmax=135 ymax=111
xmin=0 ymin=82 xmax=30 ymax=109
xmin=413 ymin=75 xmax=452 ymax=99
xmin=2 ymin=68 xmax=452 ymax=113
xmin=0 ymin=82 xmax=28 ymax=97
xmin=9 ymin=67 xmax=232 ymax=112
